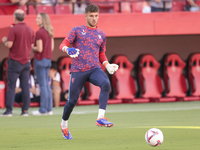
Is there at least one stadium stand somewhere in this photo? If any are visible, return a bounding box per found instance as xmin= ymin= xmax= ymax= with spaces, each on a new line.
xmin=188 ymin=53 xmax=200 ymax=99
xmin=163 ymin=53 xmax=199 ymax=101
xmin=138 ymin=54 xmax=176 ymax=102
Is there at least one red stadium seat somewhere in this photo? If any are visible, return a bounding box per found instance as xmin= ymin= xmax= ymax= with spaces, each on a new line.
xmin=55 ymin=5 xmax=72 ymax=14
xmin=18 ymin=5 xmax=36 ymax=14
xmin=163 ymin=53 xmax=198 ymax=101
xmin=111 ymin=55 xmax=148 ymax=103
xmin=138 ymin=54 xmax=175 ymax=102
xmin=37 ymin=5 xmax=54 ymax=14
xmin=187 ymin=53 xmax=200 ymax=99
xmin=58 ymin=57 xmax=71 ymax=93
xmin=171 ymin=1 xmax=185 ymax=12
xmin=196 ymin=1 xmax=200 ymax=7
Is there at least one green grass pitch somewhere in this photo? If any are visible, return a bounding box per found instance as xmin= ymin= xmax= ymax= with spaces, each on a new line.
xmin=0 ymin=101 xmax=200 ymax=150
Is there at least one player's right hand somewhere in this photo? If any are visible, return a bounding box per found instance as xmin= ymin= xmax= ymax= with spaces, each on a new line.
xmin=62 ymin=46 xmax=80 ymax=58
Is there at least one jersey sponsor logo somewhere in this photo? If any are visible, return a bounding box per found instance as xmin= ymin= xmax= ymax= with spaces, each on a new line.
xmin=82 ymin=29 xmax=86 ymax=35
xmin=72 ymin=78 xmax=75 ymax=83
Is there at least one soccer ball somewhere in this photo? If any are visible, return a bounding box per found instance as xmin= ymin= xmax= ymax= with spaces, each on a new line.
xmin=145 ymin=128 xmax=164 ymax=147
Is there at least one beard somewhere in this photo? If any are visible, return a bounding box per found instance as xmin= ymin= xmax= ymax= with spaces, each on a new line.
xmin=88 ymin=20 xmax=98 ymax=27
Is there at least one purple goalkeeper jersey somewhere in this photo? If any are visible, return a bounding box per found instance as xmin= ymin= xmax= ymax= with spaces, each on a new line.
xmin=65 ymin=25 xmax=106 ymax=72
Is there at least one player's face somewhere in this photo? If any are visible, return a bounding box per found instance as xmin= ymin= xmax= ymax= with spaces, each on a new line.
xmin=85 ymin=12 xmax=99 ymax=28
xmin=36 ymin=14 xmax=43 ymax=27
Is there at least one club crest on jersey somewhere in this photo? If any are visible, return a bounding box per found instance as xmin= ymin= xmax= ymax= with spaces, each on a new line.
xmin=82 ymin=30 xmax=86 ymax=35
xmin=72 ymin=78 xmax=75 ymax=83
xmin=98 ymin=35 xmax=101 ymax=39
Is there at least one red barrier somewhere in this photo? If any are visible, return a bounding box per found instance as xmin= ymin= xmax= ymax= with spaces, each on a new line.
xmin=1 ymin=12 xmax=200 ymax=39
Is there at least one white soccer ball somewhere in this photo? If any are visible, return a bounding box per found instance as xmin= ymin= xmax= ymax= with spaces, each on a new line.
xmin=145 ymin=128 xmax=164 ymax=147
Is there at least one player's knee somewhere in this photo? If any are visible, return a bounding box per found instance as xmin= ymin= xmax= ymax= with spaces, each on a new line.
xmin=101 ymin=80 xmax=110 ymax=92
xmin=68 ymin=100 xmax=77 ymax=107
xmin=68 ymin=95 xmax=79 ymax=106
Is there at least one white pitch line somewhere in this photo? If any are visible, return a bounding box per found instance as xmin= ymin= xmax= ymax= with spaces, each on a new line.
xmin=72 ymin=106 xmax=200 ymax=115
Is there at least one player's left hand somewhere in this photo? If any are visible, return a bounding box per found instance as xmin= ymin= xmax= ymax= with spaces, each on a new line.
xmin=106 ymin=63 xmax=119 ymax=75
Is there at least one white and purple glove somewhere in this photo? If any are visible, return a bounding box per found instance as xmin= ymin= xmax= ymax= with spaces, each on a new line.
xmin=104 ymin=61 xmax=119 ymax=75
xmin=62 ymin=46 xmax=80 ymax=58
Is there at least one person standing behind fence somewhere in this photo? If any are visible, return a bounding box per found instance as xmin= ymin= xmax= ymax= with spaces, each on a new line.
xmin=1 ymin=9 xmax=34 ymax=117
xmin=32 ymin=13 xmax=54 ymax=116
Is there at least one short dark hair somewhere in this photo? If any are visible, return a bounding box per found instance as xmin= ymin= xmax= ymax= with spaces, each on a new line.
xmin=85 ymin=4 xmax=99 ymax=13
xmin=51 ymin=61 xmax=58 ymax=70
xmin=14 ymin=12 xmax=25 ymax=21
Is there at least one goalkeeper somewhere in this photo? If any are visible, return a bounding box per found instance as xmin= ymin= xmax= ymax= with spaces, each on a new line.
xmin=59 ymin=4 xmax=119 ymax=140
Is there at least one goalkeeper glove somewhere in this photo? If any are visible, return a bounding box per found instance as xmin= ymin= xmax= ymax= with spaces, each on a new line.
xmin=104 ymin=61 xmax=119 ymax=75
xmin=62 ymin=46 xmax=80 ymax=58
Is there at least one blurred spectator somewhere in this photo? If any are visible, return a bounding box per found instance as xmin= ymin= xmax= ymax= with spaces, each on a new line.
xmin=74 ymin=0 xmax=87 ymax=14
xmin=38 ymin=0 xmax=64 ymax=5
xmin=142 ymin=1 xmax=151 ymax=13
xmin=148 ymin=0 xmax=172 ymax=12
xmin=15 ymin=74 xmax=40 ymax=104
xmin=184 ymin=0 xmax=199 ymax=12
xmin=49 ymin=61 xmax=61 ymax=107
xmin=38 ymin=0 xmax=53 ymax=5
xmin=1 ymin=9 xmax=34 ymax=117
xmin=32 ymin=13 xmax=54 ymax=116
